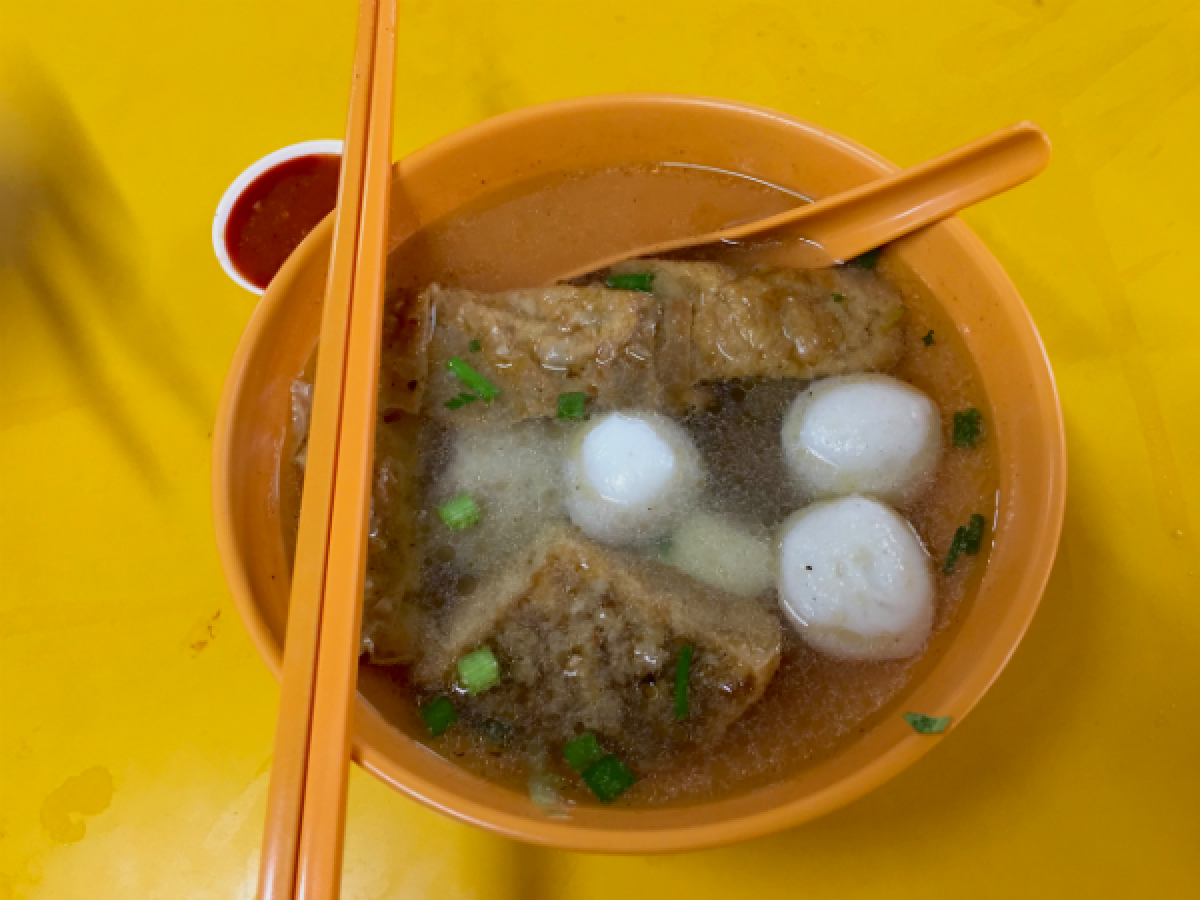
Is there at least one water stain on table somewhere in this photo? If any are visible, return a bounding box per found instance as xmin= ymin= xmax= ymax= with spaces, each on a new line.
xmin=186 ymin=609 xmax=223 ymax=655
xmin=39 ymin=766 xmax=113 ymax=844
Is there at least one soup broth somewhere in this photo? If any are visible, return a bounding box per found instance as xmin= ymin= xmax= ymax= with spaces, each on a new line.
xmin=282 ymin=164 xmax=997 ymax=810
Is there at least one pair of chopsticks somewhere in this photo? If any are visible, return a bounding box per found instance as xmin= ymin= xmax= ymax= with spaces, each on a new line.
xmin=257 ymin=1 xmax=397 ymax=898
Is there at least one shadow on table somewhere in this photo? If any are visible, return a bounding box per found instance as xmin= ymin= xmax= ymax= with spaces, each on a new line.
xmin=0 ymin=58 xmax=208 ymax=488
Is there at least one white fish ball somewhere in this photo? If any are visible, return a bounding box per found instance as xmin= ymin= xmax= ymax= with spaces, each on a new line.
xmin=782 ymin=375 xmax=941 ymax=503
xmin=564 ymin=411 xmax=703 ymax=546
xmin=778 ymin=495 xmax=934 ymax=660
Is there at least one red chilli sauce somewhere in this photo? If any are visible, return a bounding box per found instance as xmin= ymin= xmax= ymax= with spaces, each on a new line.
xmin=225 ymin=154 xmax=341 ymax=290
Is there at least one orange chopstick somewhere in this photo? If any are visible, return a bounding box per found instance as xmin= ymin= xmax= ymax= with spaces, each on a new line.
xmin=256 ymin=0 xmax=396 ymax=897
xmin=293 ymin=0 xmax=396 ymax=895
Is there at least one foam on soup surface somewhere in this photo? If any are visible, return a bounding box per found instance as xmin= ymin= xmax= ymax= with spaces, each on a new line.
xmin=281 ymin=163 xmax=998 ymax=809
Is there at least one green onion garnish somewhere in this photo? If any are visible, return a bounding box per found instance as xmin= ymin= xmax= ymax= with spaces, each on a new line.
xmin=962 ymin=513 xmax=986 ymax=553
xmin=563 ymin=731 xmax=606 ymax=773
xmin=446 ymin=357 xmax=499 ymax=401
xmin=420 ymin=696 xmax=457 ymax=737
xmin=444 ymin=392 xmax=478 ymax=410
xmin=922 ymin=330 xmax=935 ymax=346
xmin=605 ymin=273 xmax=655 ymax=293
xmin=438 ymin=493 xmax=481 ymax=530
xmin=903 ymin=712 xmax=952 ymax=734
xmin=850 ymin=247 xmax=882 ymax=269
xmin=457 ymin=646 xmax=500 ymax=694
xmin=674 ymin=644 xmax=693 ymax=721
xmin=831 ymin=292 xmax=845 ymax=303
xmin=468 ymin=338 xmax=482 ymax=353
xmin=581 ymin=755 xmax=636 ymax=802
xmin=556 ymin=391 xmax=587 ymax=420
xmin=942 ymin=513 xmax=986 ymax=574
xmin=953 ymin=408 xmax=983 ymax=447
xmin=943 ymin=528 xmax=967 ymax=574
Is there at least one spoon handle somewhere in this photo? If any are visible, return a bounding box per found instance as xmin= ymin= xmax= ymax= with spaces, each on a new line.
xmin=550 ymin=122 xmax=1051 ymax=282
xmin=731 ymin=121 xmax=1052 ymax=262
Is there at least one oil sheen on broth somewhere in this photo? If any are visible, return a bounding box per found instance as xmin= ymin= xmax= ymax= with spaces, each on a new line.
xmin=282 ymin=164 xmax=998 ymax=810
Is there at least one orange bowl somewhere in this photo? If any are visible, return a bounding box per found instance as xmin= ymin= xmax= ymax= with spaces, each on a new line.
xmin=212 ymin=94 xmax=1065 ymax=853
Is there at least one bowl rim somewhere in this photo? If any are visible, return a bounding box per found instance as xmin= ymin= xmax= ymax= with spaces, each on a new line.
xmin=212 ymin=92 xmax=1066 ymax=853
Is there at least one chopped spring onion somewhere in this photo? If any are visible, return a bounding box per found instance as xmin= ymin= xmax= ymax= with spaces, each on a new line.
xmin=850 ymin=247 xmax=882 ymax=269
xmin=942 ymin=513 xmax=986 ymax=574
xmin=468 ymin=338 xmax=482 ymax=353
xmin=953 ymin=408 xmax=983 ymax=447
xmin=563 ymin=731 xmax=606 ymax=773
xmin=605 ymin=273 xmax=655 ymax=293
xmin=446 ymin=356 xmax=499 ymax=401
xmin=457 ymin=646 xmax=501 ymax=694
xmin=420 ymin=696 xmax=457 ymax=737
xmin=674 ymin=644 xmax=693 ymax=721
xmin=943 ymin=528 xmax=967 ymax=574
xmin=903 ymin=712 xmax=952 ymax=734
xmin=444 ymin=392 xmax=478 ymax=410
xmin=831 ymin=292 xmax=845 ymax=303
xmin=962 ymin=513 xmax=986 ymax=553
xmin=557 ymin=391 xmax=588 ymax=421
xmin=437 ymin=493 xmax=481 ymax=530
xmin=582 ymin=755 xmax=637 ymax=802
xmin=922 ymin=330 xmax=935 ymax=346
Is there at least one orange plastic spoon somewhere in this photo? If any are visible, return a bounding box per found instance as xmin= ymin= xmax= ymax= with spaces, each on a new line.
xmin=552 ymin=121 xmax=1051 ymax=281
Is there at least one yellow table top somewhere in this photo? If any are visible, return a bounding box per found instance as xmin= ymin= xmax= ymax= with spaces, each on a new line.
xmin=3 ymin=1 xmax=1199 ymax=897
